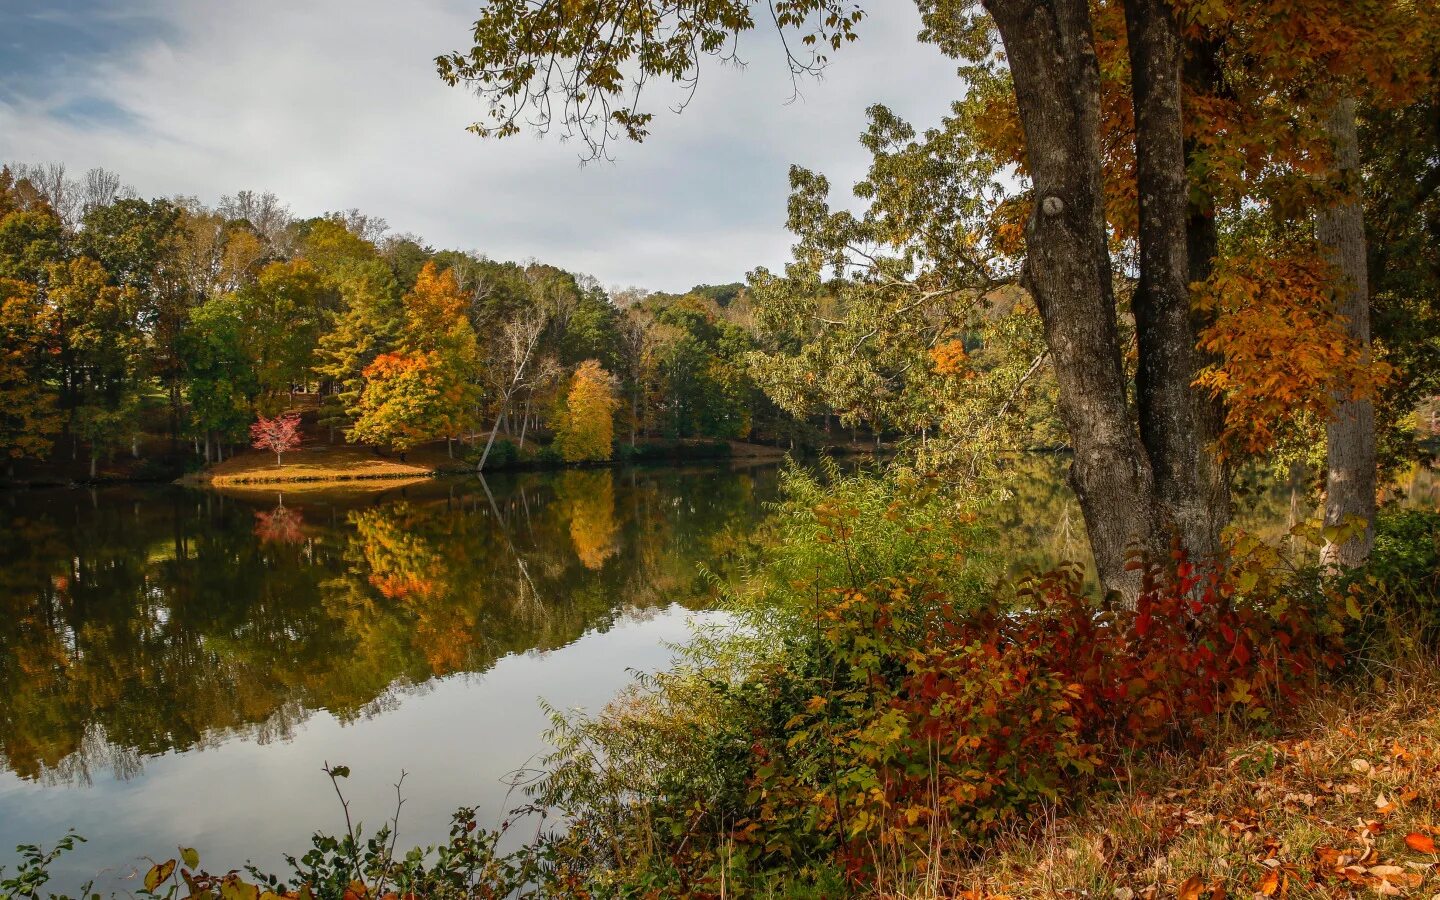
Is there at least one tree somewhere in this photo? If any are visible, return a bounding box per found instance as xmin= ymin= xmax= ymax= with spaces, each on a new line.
xmin=437 ymin=1 xmax=1178 ymax=593
xmin=208 ymin=258 xmax=332 ymax=408
xmin=0 ymin=173 xmax=64 ymax=283
xmin=0 ymin=278 xmax=60 ymax=465
xmin=47 ymin=256 xmax=146 ymax=463
xmin=183 ymin=302 xmax=258 ymax=462
xmin=250 ymin=412 xmax=303 ymax=466
xmin=555 ymin=360 xmax=620 ymax=462
xmin=438 ymin=0 xmax=1432 ymax=593
xmin=346 ymin=261 xmax=482 ymax=455
xmin=351 ymin=351 xmax=474 ymax=456
xmin=308 ymin=222 xmax=405 ymax=438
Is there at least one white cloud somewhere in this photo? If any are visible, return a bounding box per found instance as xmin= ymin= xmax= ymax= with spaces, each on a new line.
xmin=0 ymin=0 xmax=962 ymax=291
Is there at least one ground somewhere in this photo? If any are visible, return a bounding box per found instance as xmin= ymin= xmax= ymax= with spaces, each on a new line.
xmin=192 ymin=439 xmax=468 ymax=485
xmin=916 ymin=674 xmax=1440 ymax=900
xmin=190 ymin=436 xmax=793 ymax=485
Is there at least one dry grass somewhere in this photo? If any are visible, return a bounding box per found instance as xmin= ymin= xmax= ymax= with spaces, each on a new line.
xmin=194 ymin=441 xmax=469 ymax=486
xmin=880 ymin=669 xmax=1440 ymax=899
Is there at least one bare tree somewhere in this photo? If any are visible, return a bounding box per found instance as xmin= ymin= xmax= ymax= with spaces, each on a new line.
xmin=219 ymin=190 xmax=293 ymax=251
xmin=79 ymin=167 xmax=127 ymax=219
xmin=328 ymin=208 xmax=389 ymax=244
xmin=12 ymin=162 xmax=80 ymax=229
xmin=477 ymin=308 xmax=549 ymax=470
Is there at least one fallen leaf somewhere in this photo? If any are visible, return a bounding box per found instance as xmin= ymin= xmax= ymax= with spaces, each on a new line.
xmin=1177 ymin=874 xmax=1204 ymax=900
xmin=1407 ymin=832 xmax=1438 ymax=854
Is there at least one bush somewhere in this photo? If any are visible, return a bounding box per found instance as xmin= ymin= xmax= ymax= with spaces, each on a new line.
xmin=616 ymin=440 xmax=732 ymax=464
xmin=1368 ymin=507 xmax=1440 ymax=599
xmin=532 ymin=444 xmax=564 ymax=467
xmin=514 ymin=474 xmax=1348 ymax=895
xmin=461 ymin=438 xmax=521 ymax=469
xmin=1355 ymin=506 xmax=1440 ymax=652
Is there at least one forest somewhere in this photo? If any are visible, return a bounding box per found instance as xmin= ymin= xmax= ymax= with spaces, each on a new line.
xmin=4 ymin=0 xmax=1440 ymax=898
xmin=0 ymin=164 xmax=816 ymax=484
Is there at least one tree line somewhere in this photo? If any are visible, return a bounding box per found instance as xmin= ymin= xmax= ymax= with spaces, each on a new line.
xmin=0 ymin=164 xmax=810 ymax=478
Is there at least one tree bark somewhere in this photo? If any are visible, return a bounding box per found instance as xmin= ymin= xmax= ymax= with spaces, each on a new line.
xmin=477 ymin=402 xmax=509 ymax=471
xmin=1318 ymin=95 xmax=1377 ymax=568
xmin=983 ymin=0 xmax=1162 ymax=598
xmin=518 ymin=392 xmax=534 ymax=449
xmin=1124 ymin=0 xmax=1229 ymax=560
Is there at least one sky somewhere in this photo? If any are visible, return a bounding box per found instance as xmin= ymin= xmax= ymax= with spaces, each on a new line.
xmin=0 ymin=0 xmax=963 ymax=292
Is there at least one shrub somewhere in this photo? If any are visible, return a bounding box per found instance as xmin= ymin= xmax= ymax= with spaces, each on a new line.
xmin=1367 ymin=507 xmax=1440 ymax=601
xmin=1351 ymin=506 xmax=1440 ymax=655
xmin=615 ymin=440 xmax=733 ymax=463
xmin=516 ymin=477 xmax=1348 ymax=895
xmin=463 ymin=439 xmax=522 ymax=469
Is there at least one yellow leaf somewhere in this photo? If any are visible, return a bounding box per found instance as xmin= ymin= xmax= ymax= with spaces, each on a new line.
xmin=145 ymin=859 xmax=176 ymax=892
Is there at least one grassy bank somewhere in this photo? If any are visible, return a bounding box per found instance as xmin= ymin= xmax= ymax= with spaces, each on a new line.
xmin=184 ymin=437 xmax=772 ymax=486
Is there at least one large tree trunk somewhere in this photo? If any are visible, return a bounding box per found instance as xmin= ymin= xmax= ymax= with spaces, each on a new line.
xmin=1124 ymin=0 xmax=1230 ymax=560
xmin=1318 ymin=96 xmax=1377 ymax=568
xmin=984 ymin=0 xmax=1162 ymax=598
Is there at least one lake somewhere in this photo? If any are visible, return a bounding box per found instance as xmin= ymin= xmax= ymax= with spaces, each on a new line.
xmin=1 ymin=458 xmax=1434 ymax=893
xmin=0 ymin=465 xmax=780 ymax=893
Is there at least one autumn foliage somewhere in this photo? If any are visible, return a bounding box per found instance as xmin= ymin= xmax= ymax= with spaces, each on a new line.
xmin=250 ymin=412 xmax=303 ymax=465
xmin=708 ymin=533 xmax=1344 ymax=884
xmin=1193 ymin=247 xmax=1391 ymax=456
xmin=553 ymin=359 xmax=619 ymax=463
xmin=0 ymin=277 xmax=60 ymax=461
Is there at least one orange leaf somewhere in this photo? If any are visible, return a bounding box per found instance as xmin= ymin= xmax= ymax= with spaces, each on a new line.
xmin=1177 ymin=874 xmax=1204 ymax=900
xmin=1256 ymin=868 xmax=1279 ymax=896
xmin=1404 ymin=831 xmax=1437 ymax=854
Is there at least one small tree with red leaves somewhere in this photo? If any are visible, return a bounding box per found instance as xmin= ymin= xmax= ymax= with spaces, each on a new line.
xmin=250 ymin=412 xmax=303 ymax=466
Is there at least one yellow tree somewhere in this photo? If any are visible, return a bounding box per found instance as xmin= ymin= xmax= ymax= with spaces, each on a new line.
xmin=0 ymin=278 xmax=60 ymax=465
xmin=554 ymin=359 xmax=619 ymax=463
xmin=350 ymin=262 xmax=481 ymax=455
xmin=403 ymin=261 xmax=470 ymax=347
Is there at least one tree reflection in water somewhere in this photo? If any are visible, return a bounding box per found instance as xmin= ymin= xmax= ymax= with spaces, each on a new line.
xmin=4 ymin=458 xmax=1429 ymax=785
xmin=0 ymin=466 xmax=773 ymax=784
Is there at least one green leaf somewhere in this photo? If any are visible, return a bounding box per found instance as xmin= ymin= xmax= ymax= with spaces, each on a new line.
xmin=180 ymin=847 xmax=199 ymax=869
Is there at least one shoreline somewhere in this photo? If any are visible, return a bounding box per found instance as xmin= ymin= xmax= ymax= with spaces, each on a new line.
xmin=2 ymin=439 xmax=859 ymax=490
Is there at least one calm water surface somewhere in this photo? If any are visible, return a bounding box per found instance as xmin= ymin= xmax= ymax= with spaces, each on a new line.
xmin=0 ymin=465 xmax=777 ymax=892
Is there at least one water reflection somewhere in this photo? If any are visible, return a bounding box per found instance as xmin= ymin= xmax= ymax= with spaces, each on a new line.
xmin=0 ymin=467 xmax=774 ymax=786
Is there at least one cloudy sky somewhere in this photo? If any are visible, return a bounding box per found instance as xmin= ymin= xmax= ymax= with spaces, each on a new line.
xmin=0 ymin=0 xmax=962 ymax=292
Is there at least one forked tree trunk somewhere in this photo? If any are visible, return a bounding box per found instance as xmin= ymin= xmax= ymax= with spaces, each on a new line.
xmin=1317 ymin=96 xmax=1377 ymax=568
xmin=983 ymin=0 xmax=1163 ymax=598
xmin=1124 ymin=0 xmax=1229 ymax=560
